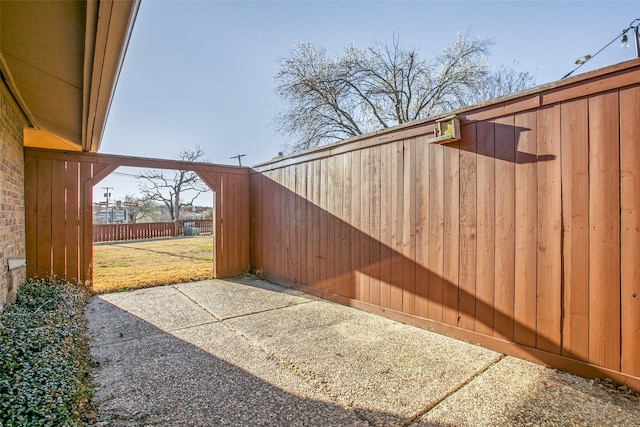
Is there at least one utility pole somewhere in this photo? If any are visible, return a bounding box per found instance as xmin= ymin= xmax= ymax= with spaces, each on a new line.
xmin=102 ymin=187 xmax=113 ymax=223
xmin=230 ymin=154 xmax=246 ymax=166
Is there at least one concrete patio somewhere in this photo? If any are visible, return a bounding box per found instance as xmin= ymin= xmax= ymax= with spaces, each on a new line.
xmin=86 ymin=278 xmax=640 ymax=426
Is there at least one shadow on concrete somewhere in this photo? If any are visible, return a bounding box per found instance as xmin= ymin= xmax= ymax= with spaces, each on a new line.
xmin=87 ymin=290 xmax=448 ymax=426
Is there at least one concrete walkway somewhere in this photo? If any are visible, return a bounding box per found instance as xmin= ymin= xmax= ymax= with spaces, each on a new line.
xmin=86 ymin=278 xmax=640 ymax=426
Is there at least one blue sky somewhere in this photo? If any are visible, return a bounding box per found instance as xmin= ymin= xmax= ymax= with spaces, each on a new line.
xmin=96 ymin=0 xmax=639 ymax=202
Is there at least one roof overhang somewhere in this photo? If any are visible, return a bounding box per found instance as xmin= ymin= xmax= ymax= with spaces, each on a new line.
xmin=0 ymin=0 xmax=139 ymax=152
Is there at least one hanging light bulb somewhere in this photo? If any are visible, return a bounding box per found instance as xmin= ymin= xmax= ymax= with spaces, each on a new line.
xmin=575 ymin=55 xmax=591 ymax=65
xmin=621 ymin=33 xmax=630 ymax=49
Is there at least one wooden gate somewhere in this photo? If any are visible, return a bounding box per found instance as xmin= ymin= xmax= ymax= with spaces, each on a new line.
xmin=24 ymin=148 xmax=249 ymax=286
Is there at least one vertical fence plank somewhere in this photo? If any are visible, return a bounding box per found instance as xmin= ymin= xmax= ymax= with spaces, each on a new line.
xmin=319 ymin=159 xmax=329 ymax=290
xmin=306 ymin=163 xmax=315 ymax=287
xmin=414 ymin=138 xmax=430 ymax=318
xmin=294 ymin=164 xmax=304 ymax=286
xmin=278 ymin=169 xmax=287 ymax=279
xmin=65 ymin=162 xmax=80 ymax=282
xmin=241 ymin=172 xmax=250 ymax=275
xmin=588 ymin=91 xmax=621 ymax=371
xmin=428 ymin=142 xmax=444 ymax=322
xmin=620 ymin=85 xmax=640 ymax=377
xmin=226 ymin=173 xmax=237 ymax=275
xmin=326 ymin=157 xmax=337 ymax=295
xmin=51 ymin=160 xmax=67 ymax=278
xmin=370 ymin=146 xmax=382 ymax=305
xmin=560 ymin=98 xmax=590 ymax=361
xmin=360 ymin=149 xmax=372 ymax=302
xmin=536 ymin=104 xmax=562 ymax=354
xmin=221 ymin=172 xmax=231 ymax=276
xmin=24 ymin=155 xmax=38 ymax=277
xmin=379 ymin=143 xmax=393 ymax=308
xmin=514 ymin=111 xmax=538 ymax=347
xmin=214 ymin=172 xmax=224 ymax=277
xmin=79 ymin=163 xmax=93 ymax=285
xmin=442 ymin=140 xmax=460 ymax=327
xmin=331 ymin=157 xmax=343 ymax=294
xmin=493 ymin=116 xmax=516 ymax=341
xmin=476 ymin=121 xmax=496 ymax=336
xmin=390 ymin=141 xmax=404 ymax=312
xmin=36 ymin=159 xmax=52 ymax=278
xmin=312 ymin=161 xmax=322 ymax=289
xmin=402 ymin=139 xmax=416 ymax=315
xmin=458 ymin=123 xmax=477 ymax=330
xmin=342 ymin=153 xmax=354 ymax=298
xmin=284 ymin=167 xmax=295 ymax=281
xmin=349 ymin=152 xmax=361 ymax=299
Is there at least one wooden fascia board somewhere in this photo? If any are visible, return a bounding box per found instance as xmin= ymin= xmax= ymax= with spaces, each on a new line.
xmin=24 ymin=147 xmax=249 ymax=176
xmin=84 ymin=0 xmax=140 ymax=153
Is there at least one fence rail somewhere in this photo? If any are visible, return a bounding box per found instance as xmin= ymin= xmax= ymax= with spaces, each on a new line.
xmin=93 ymin=220 xmax=213 ymax=243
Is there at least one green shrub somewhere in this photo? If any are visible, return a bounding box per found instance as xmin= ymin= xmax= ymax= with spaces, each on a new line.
xmin=0 ymin=279 xmax=94 ymax=426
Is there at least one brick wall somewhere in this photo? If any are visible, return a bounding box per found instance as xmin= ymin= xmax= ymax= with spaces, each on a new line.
xmin=0 ymin=83 xmax=27 ymax=310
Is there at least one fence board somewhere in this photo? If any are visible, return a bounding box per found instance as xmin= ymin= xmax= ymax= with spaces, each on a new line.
xmin=442 ymin=140 xmax=460 ymax=327
xmin=536 ymin=104 xmax=562 ymax=354
xmin=514 ymin=110 xmax=537 ymax=348
xmin=334 ymin=156 xmax=345 ymax=295
xmin=414 ymin=139 xmax=430 ymax=318
xmin=51 ymin=160 xmax=67 ymax=279
xmin=588 ymin=91 xmax=621 ymax=371
xmin=312 ymin=161 xmax=322 ymax=289
xmin=493 ymin=116 xmax=516 ymax=341
xmin=24 ymin=156 xmax=38 ymax=278
xmin=428 ymin=142 xmax=444 ymax=322
xmin=293 ymin=165 xmax=302 ymax=286
xmin=372 ymin=146 xmax=383 ymax=305
xmin=306 ymin=163 xmax=315 ymax=288
xmin=402 ymin=139 xmax=416 ymax=315
xmin=390 ymin=141 xmax=404 ymax=312
xmin=342 ymin=154 xmax=354 ymax=298
xmin=560 ymin=98 xmax=590 ymax=361
xmin=359 ymin=149 xmax=371 ymax=302
xmin=379 ymin=143 xmax=393 ymax=308
xmin=327 ymin=157 xmax=337 ymax=295
xmin=476 ymin=120 xmax=496 ymax=336
xmin=283 ymin=168 xmax=292 ymax=280
xmin=620 ymin=85 xmax=640 ymax=376
xmin=80 ymin=162 xmax=93 ymax=284
xmin=347 ymin=155 xmax=362 ymax=299
xmin=65 ymin=162 xmax=80 ymax=282
xmin=458 ymin=123 xmax=477 ymax=330
xmin=36 ymin=159 xmax=52 ymax=278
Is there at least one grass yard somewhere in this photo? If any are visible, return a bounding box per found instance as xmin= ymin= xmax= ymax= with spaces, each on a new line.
xmin=92 ymin=235 xmax=214 ymax=293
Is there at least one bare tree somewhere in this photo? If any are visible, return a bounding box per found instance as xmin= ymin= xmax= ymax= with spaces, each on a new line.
xmin=465 ymin=62 xmax=536 ymax=105
xmin=123 ymin=194 xmax=161 ymax=224
xmin=276 ymin=33 xmax=535 ymax=153
xmin=138 ymin=146 xmax=210 ymax=223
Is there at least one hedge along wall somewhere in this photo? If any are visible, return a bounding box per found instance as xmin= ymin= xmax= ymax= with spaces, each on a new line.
xmin=0 ymin=81 xmax=28 ymax=310
xmin=249 ymin=59 xmax=640 ymax=389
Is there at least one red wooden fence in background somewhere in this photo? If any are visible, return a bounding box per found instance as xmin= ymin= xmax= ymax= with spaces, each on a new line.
xmin=93 ymin=219 xmax=213 ymax=243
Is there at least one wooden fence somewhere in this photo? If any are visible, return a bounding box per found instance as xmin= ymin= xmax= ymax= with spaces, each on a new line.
xmin=249 ymin=59 xmax=640 ymax=390
xmin=93 ymin=220 xmax=213 ymax=243
xmin=24 ymin=150 xmax=249 ymax=283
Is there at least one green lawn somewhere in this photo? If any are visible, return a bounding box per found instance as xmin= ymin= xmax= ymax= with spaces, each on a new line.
xmin=93 ymin=235 xmax=214 ymax=293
